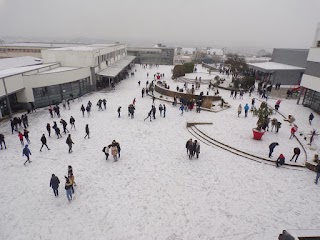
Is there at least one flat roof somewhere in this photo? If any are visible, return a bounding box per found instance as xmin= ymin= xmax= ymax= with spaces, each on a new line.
xmin=49 ymin=43 xmax=123 ymax=52
xmin=37 ymin=66 xmax=80 ymax=74
xmin=0 ymin=63 xmax=57 ymax=78
xmin=98 ymin=56 xmax=136 ymax=77
xmin=0 ymin=42 xmax=83 ymax=48
xmin=248 ymin=62 xmax=305 ymax=71
xmin=0 ymin=56 xmax=43 ymax=71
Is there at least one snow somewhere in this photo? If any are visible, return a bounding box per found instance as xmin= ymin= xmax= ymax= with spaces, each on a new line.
xmin=0 ymin=63 xmax=58 ymax=78
xmin=37 ymin=66 xmax=80 ymax=74
xmin=1 ymin=64 xmax=320 ymax=240
xmin=0 ymin=56 xmax=43 ymax=71
xmin=50 ymin=44 xmax=120 ymax=52
xmin=248 ymin=62 xmax=305 ymax=71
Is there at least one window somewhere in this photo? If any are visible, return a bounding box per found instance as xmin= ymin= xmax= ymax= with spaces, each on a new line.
xmin=317 ymin=41 xmax=320 ymax=47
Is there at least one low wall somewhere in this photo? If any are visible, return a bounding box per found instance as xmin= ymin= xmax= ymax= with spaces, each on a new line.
xmin=155 ymin=84 xmax=221 ymax=102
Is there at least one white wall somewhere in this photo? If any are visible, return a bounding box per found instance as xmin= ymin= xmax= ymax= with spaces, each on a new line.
xmin=1 ymin=74 xmax=25 ymax=98
xmin=300 ymin=74 xmax=320 ymax=92
xmin=21 ymin=67 xmax=91 ymax=102
xmin=42 ymin=50 xmax=95 ymax=67
xmin=307 ymin=47 xmax=320 ymax=63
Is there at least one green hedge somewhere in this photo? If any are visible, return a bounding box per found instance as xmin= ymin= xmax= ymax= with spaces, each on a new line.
xmin=172 ymin=63 xmax=195 ymax=79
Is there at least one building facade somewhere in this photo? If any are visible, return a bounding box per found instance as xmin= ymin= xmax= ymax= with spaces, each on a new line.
xmin=300 ymin=23 xmax=320 ymax=111
xmin=0 ymin=42 xmax=82 ymax=58
xmin=248 ymin=48 xmax=308 ymax=85
xmin=0 ymin=43 xmax=135 ymax=117
xmin=127 ymin=47 xmax=174 ymax=65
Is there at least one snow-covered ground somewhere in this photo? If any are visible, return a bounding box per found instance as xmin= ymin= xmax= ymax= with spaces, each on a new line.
xmin=1 ymin=64 xmax=320 ymax=240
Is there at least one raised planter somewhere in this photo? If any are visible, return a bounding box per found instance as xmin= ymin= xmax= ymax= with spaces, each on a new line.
xmin=252 ymin=128 xmax=265 ymax=140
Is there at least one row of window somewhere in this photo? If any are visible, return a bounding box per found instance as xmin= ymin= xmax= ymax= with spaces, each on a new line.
xmin=33 ymin=78 xmax=91 ymax=108
xmin=97 ymin=49 xmax=126 ymax=65
xmin=0 ymin=48 xmax=41 ymax=53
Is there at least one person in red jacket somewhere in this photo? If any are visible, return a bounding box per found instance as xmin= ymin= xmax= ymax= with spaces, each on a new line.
xmin=18 ymin=132 xmax=24 ymax=145
xmin=276 ymin=154 xmax=285 ymax=167
xmin=289 ymin=125 xmax=297 ymax=139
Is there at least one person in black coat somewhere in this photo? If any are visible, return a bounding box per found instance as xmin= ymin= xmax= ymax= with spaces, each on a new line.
xmin=84 ymin=124 xmax=90 ymax=139
xmin=40 ymin=134 xmax=50 ymax=151
xmin=66 ymin=134 xmax=74 ymax=153
xmin=290 ymin=147 xmax=301 ymax=162
xmin=80 ymin=105 xmax=85 ymax=117
xmin=50 ymin=174 xmax=60 ymax=197
xmin=269 ymin=142 xmax=279 ymax=158
xmin=0 ymin=133 xmax=6 ymax=149
xmin=309 ymin=113 xmax=314 ymax=125
xmin=70 ymin=116 xmax=76 ymax=130
xmin=46 ymin=123 xmax=51 ymax=137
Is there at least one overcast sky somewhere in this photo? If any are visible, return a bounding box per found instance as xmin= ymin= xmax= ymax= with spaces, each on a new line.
xmin=0 ymin=0 xmax=319 ymax=51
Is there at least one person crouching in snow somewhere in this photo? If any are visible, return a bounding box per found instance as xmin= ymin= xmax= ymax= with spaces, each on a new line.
xmin=276 ymin=154 xmax=285 ymax=167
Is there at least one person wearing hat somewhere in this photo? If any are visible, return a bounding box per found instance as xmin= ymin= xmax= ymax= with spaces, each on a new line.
xmin=50 ymin=174 xmax=60 ymax=197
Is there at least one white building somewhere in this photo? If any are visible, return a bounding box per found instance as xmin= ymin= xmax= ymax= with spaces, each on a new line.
xmin=300 ymin=23 xmax=320 ymax=111
xmin=0 ymin=43 xmax=135 ymax=118
xmin=173 ymin=55 xmax=192 ymax=65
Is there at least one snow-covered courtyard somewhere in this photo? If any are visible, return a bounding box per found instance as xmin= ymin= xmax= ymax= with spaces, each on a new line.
xmin=1 ymin=64 xmax=320 ymax=240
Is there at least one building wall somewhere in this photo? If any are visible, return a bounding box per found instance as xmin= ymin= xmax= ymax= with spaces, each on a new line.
xmin=0 ymin=47 xmax=42 ymax=58
xmin=2 ymin=74 xmax=25 ymax=97
xmin=127 ymin=48 xmax=174 ymax=65
xmin=274 ymin=70 xmax=303 ymax=85
xmin=22 ymin=67 xmax=91 ymax=102
xmin=272 ymin=49 xmax=309 ymax=68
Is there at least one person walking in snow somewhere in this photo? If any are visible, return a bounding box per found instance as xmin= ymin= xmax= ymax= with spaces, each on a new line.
xmin=141 ymin=88 xmax=145 ymax=98
xmin=66 ymin=134 xmax=74 ymax=153
xmin=244 ymin=103 xmax=249 ymax=117
xmin=40 ymin=134 xmax=50 ymax=151
xmin=84 ymin=124 xmax=90 ymax=139
xmin=163 ymin=104 xmax=166 ymax=118
xmin=68 ymin=165 xmax=76 ymax=192
xmin=186 ymin=139 xmax=193 ymax=155
xmin=275 ymin=100 xmax=281 ymax=112
xmin=0 ymin=133 xmax=6 ymax=149
xmin=53 ymin=122 xmax=62 ymax=139
xmin=102 ymin=145 xmax=110 ymax=160
xmin=50 ymin=174 xmax=60 ymax=197
xmin=193 ymin=140 xmax=200 ymax=159
xmin=24 ymin=129 xmax=30 ymax=143
xmin=289 ymin=125 xmax=297 ymax=139
xmin=111 ymin=144 xmax=118 ymax=162
xmin=65 ymin=176 xmax=73 ymax=202
xmin=80 ymin=104 xmax=85 ymax=117
xmin=315 ymin=162 xmax=320 ymax=184
xmin=23 ymin=145 xmax=32 ymax=165
xmin=237 ymin=104 xmax=242 ymax=117
xmin=159 ymin=104 xmax=163 ymax=117
xmin=290 ymin=147 xmax=300 ymax=162
xmin=138 ymin=80 xmax=141 ymax=86
xmin=60 ymin=119 xmax=69 ymax=134
xmin=276 ymin=154 xmax=285 ymax=167
xmin=103 ymin=99 xmax=107 ymax=110
xmin=48 ymin=106 xmax=54 ymax=118
xmin=269 ymin=142 xmax=279 ymax=158
xmin=46 ymin=123 xmax=51 ymax=137
xmin=18 ymin=131 xmax=24 ymax=145
xmin=86 ymin=105 xmax=91 ymax=117
xmin=117 ymin=106 xmax=121 ymax=118
xmin=112 ymin=140 xmax=121 ymax=158
xmin=144 ymin=110 xmax=152 ymax=122
xmin=70 ymin=116 xmax=76 ymax=130
xmin=309 ymin=113 xmax=314 ymax=125
xmin=152 ymin=105 xmax=156 ymax=119
xmin=179 ymin=104 xmax=185 ymax=115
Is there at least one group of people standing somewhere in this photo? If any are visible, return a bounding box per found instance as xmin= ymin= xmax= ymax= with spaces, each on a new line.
xmin=185 ymin=139 xmax=201 ymax=159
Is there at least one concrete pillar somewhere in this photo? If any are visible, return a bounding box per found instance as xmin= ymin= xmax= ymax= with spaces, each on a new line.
xmin=90 ymin=67 xmax=97 ymax=91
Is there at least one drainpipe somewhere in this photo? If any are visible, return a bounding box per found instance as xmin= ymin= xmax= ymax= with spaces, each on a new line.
xmin=1 ymin=78 xmax=13 ymax=118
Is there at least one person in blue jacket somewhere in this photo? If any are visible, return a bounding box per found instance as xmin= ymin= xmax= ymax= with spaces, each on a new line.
xmin=179 ymin=104 xmax=185 ymax=115
xmin=244 ymin=103 xmax=250 ymax=117
xmin=23 ymin=144 xmax=32 ymax=165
